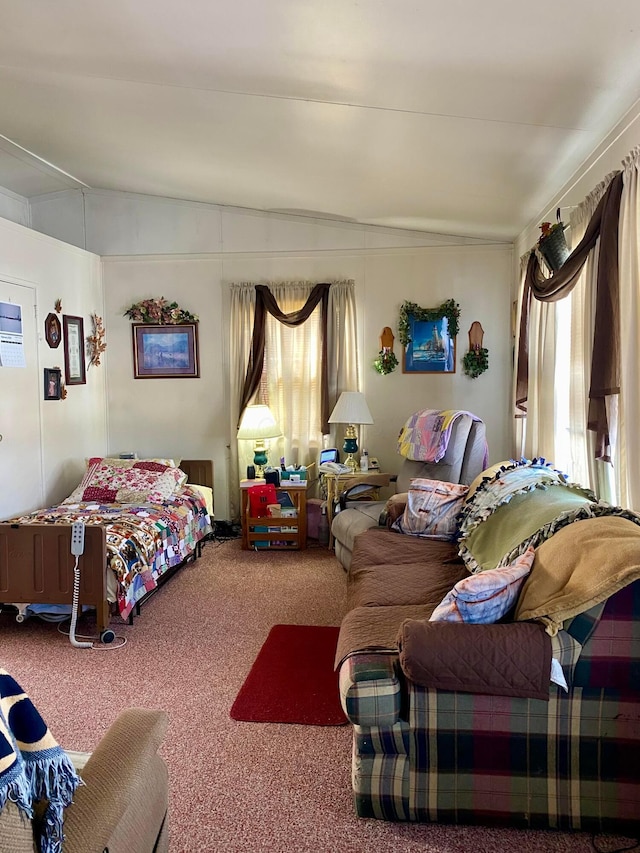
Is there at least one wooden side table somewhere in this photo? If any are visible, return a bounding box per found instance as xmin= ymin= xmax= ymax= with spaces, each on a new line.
xmin=324 ymin=471 xmax=391 ymax=548
xmin=240 ymin=480 xmax=308 ymax=551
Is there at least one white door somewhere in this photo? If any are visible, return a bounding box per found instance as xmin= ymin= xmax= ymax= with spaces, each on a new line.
xmin=0 ymin=279 xmax=43 ymax=518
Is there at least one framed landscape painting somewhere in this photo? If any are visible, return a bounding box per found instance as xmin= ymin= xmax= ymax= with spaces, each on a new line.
xmin=132 ymin=323 xmax=200 ymax=379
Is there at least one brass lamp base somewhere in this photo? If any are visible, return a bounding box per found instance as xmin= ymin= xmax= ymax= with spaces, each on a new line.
xmin=342 ymin=424 xmax=358 ymax=472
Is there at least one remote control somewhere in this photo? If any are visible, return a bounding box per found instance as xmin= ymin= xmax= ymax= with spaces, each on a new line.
xmin=71 ymin=521 xmax=85 ymax=556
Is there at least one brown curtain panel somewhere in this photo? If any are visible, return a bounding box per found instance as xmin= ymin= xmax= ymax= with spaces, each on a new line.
xmin=515 ymin=171 xmax=624 ymax=460
xmin=239 ymin=283 xmax=332 ymax=432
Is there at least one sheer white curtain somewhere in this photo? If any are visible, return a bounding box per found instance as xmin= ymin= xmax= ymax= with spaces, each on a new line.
xmin=263 ymin=281 xmax=324 ymax=466
xmin=616 ymin=146 xmax=640 ymax=510
xmin=229 ymin=284 xmax=257 ymax=519
xmin=228 ymin=280 xmax=358 ymax=519
xmin=566 ymin=174 xmax=617 ymax=498
xmin=517 ymin=253 xmax=559 ymax=463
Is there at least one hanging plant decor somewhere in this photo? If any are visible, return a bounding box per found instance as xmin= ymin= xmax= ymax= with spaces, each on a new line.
xmin=462 ymin=320 xmax=488 ymax=378
xmin=373 ymin=348 xmax=399 ymax=375
xmin=462 ymin=347 xmax=489 ymax=378
xmin=373 ymin=326 xmax=398 ymax=375
xmin=124 ymin=297 xmax=198 ymax=324
xmin=398 ymin=299 xmax=460 ymax=346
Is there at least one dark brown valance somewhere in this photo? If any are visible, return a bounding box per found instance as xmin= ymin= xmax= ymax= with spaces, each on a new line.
xmin=239 ymin=283 xmax=331 ymax=432
xmin=515 ymin=171 xmax=624 ymax=461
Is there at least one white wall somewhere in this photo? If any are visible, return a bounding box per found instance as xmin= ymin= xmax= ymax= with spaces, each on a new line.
xmin=0 ymin=186 xmax=30 ymax=228
xmin=0 ymin=216 xmax=106 ymax=515
xmin=103 ymin=243 xmax=512 ymax=520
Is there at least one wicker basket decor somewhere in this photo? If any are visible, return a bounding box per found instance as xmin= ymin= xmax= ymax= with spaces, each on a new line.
xmin=539 ymin=226 xmax=570 ymax=271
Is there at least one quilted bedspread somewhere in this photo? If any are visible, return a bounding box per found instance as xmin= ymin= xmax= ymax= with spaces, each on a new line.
xmin=8 ymin=486 xmax=212 ymax=620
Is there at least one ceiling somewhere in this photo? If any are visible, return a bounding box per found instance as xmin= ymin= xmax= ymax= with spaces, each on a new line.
xmin=1 ymin=0 xmax=640 ymax=241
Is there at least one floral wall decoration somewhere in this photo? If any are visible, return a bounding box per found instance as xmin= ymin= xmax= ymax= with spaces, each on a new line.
xmin=462 ymin=320 xmax=489 ymax=379
xmin=373 ymin=326 xmax=399 ymax=375
xmin=86 ymin=314 xmax=107 ymax=367
xmin=124 ymin=297 xmax=199 ymax=324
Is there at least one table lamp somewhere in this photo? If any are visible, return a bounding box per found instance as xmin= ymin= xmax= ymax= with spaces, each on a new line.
xmin=328 ymin=391 xmax=373 ymax=472
xmin=237 ymin=404 xmax=282 ymax=477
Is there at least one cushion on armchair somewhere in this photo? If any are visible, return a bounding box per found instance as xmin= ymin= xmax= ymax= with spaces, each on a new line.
xmin=391 ymin=479 xmax=468 ymax=539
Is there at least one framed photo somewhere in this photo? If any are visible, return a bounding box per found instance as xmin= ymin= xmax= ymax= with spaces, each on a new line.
xmin=132 ymin=323 xmax=200 ymax=379
xmin=44 ymin=313 xmax=62 ymax=348
xmin=63 ymin=315 xmax=86 ymax=385
xmin=44 ymin=367 xmax=62 ymax=400
xmin=402 ymin=311 xmax=456 ymax=373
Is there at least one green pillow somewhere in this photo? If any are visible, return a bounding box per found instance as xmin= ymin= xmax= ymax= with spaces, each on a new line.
xmin=461 ymin=483 xmax=594 ymax=571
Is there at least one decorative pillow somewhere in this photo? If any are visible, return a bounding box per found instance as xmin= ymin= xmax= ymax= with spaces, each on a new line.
xmin=63 ymin=459 xmax=187 ymax=504
xmin=429 ymin=545 xmax=535 ymax=624
xmin=85 ymin=456 xmax=177 ymax=468
xmin=465 ymin=459 xmax=516 ymax=502
xmin=391 ymin=478 xmax=468 ymax=540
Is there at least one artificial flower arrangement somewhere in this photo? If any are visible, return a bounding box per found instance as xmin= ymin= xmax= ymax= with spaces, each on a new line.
xmin=124 ymin=297 xmax=199 ymax=324
xmin=86 ymin=314 xmax=107 ymax=367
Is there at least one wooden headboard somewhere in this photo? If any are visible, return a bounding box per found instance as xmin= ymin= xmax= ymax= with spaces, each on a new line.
xmin=180 ymin=459 xmax=214 ymax=490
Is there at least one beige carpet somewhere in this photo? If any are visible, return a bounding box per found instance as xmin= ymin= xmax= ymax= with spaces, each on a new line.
xmin=0 ymin=539 xmax=622 ymax=852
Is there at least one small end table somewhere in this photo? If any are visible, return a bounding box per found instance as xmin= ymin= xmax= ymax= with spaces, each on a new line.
xmin=240 ymin=480 xmax=308 ymax=551
xmin=324 ymin=471 xmax=391 ymax=548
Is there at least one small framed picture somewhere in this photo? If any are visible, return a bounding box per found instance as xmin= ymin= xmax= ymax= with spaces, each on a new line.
xmin=402 ymin=311 xmax=456 ymax=374
xmin=44 ymin=367 xmax=62 ymax=400
xmin=44 ymin=313 xmax=62 ymax=348
xmin=63 ymin=315 xmax=86 ymax=385
xmin=132 ymin=323 xmax=200 ymax=379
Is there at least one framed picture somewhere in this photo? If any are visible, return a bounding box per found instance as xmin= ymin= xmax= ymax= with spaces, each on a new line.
xmin=63 ymin=315 xmax=86 ymax=385
xmin=44 ymin=367 xmax=62 ymax=400
xmin=132 ymin=323 xmax=200 ymax=379
xmin=402 ymin=311 xmax=456 ymax=373
xmin=44 ymin=313 xmax=62 ymax=348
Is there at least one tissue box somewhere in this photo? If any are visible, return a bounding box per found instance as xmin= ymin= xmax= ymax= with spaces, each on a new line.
xmin=281 ymin=469 xmax=307 ymax=481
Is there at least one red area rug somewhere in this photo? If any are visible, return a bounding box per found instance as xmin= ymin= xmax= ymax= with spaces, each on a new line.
xmin=230 ymin=624 xmax=347 ymax=726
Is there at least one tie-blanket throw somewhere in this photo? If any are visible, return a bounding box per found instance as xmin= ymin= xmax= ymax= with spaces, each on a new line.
xmin=397 ymin=408 xmax=487 ymax=464
xmin=0 ymin=669 xmax=81 ymax=852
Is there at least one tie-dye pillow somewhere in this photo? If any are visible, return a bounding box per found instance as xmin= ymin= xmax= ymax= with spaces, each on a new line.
xmin=391 ymin=478 xmax=468 ymax=540
xmin=429 ymin=546 xmax=535 ymax=624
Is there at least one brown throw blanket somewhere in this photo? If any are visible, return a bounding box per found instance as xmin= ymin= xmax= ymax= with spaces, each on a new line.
xmin=397 ymin=621 xmax=552 ymax=701
xmin=515 ymin=515 xmax=640 ymax=634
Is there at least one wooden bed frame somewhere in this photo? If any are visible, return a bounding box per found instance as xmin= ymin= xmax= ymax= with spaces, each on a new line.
xmin=0 ymin=459 xmax=213 ymax=640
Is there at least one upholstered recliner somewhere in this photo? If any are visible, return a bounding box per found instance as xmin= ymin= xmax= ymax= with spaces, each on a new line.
xmin=332 ymin=413 xmax=487 ymax=571
xmin=0 ymin=707 xmax=169 ymax=853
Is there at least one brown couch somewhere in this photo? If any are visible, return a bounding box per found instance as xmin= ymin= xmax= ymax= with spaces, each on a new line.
xmin=335 ymin=461 xmax=640 ymax=832
xmin=0 ymin=708 xmax=169 ymax=853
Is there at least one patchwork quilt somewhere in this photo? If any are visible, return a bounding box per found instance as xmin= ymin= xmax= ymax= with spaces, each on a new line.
xmin=8 ymin=486 xmax=212 ymax=620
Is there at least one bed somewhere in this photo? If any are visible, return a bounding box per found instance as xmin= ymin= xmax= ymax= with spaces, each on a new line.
xmin=0 ymin=457 xmax=213 ymax=640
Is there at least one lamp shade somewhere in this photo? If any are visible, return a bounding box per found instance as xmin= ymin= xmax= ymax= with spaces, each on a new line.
xmin=237 ymin=404 xmax=282 ymax=440
xmin=328 ymin=392 xmax=373 ymax=425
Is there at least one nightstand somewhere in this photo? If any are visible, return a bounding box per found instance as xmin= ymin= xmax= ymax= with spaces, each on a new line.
xmin=240 ymin=480 xmax=308 ymax=551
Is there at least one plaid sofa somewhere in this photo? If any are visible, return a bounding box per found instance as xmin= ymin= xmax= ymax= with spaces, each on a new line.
xmin=339 ymin=563 xmax=640 ymax=833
